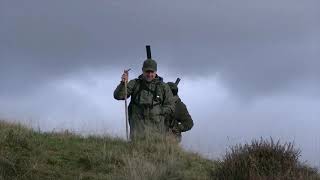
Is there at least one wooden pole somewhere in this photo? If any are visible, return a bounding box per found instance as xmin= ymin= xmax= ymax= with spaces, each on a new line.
xmin=124 ymin=69 xmax=131 ymax=140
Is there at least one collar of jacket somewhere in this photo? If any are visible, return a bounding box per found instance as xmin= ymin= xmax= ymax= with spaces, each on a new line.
xmin=138 ymin=74 xmax=163 ymax=83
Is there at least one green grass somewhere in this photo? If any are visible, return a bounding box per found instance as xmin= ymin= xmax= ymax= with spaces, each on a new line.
xmin=0 ymin=120 xmax=216 ymax=180
xmin=1 ymin=120 xmax=319 ymax=180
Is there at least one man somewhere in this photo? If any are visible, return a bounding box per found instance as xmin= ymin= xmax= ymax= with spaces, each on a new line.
xmin=166 ymin=82 xmax=194 ymax=142
xmin=114 ymin=59 xmax=175 ymax=139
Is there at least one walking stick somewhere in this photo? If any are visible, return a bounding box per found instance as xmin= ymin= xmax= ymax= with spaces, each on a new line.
xmin=124 ymin=68 xmax=131 ymax=141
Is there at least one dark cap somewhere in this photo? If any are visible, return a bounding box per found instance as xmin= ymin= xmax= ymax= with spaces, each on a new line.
xmin=142 ymin=59 xmax=157 ymax=72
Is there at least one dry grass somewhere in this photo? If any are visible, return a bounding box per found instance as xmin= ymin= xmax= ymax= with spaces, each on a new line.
xmin=1 ymin=120 xmax=319 ymax=180
xmin=0 ymin=120 xmax=215 ymax=180
xmin=214 ymin=138 xmax=320 ymax=180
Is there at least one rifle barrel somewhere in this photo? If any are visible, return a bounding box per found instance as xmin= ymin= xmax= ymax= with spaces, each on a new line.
xmin=146 ymin=45 xmax=152 ymax=59
xmin=175 ymin=78 xmax=181 ymax=85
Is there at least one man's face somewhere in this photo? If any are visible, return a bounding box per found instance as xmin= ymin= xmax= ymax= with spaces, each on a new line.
xmin=143 ymin=70 xmax=157 ymax=82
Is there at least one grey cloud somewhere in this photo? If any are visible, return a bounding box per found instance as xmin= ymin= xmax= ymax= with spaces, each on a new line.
xmin=1 ymin=0 xmax=319 ymax=98
xmin=1 ymin=0 xmax=319 ymax=168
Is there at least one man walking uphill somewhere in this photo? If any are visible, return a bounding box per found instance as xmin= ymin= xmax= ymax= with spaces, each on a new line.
xmin=114 ymin=55 xmax=174 ymax=140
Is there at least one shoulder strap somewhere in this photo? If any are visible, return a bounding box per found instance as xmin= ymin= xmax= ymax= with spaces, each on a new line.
xmin=156 ymin=81 xmax=168 ymax=105
xmin=152 ymin=81 xmax=162 ymax=106
xmin=131 ymin=78 xmax=142 ymax=103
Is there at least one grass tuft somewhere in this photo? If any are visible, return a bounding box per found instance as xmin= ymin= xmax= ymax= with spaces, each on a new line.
xmin=214 ymin=137 xmax=319 ymax=180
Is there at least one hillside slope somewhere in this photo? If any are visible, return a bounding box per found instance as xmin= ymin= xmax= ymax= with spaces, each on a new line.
xmin=0 ymin=121 xmax=216 ymax=180
xmin=1 ymin=120 xmax=319 ymax=180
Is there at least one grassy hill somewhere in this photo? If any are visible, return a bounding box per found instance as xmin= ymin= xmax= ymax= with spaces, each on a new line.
xmin=0 ymin=121 xmax=215 ymax=180
xmin=0 ymin=120 xmax=319 ymax=180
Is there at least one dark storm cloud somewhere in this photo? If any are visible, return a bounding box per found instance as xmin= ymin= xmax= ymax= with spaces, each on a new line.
xmin=0 ymin=0 xmax=319 ymax=97
xmin=1 ymin=1 xmax=320 ymax=167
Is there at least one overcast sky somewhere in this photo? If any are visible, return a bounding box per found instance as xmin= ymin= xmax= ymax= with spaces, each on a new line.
xmin=1 ymin=0 xmax=319 ymax=167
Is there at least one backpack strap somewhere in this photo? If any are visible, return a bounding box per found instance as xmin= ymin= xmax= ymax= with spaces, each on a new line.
xmin=131 ymin=78 xmax=142 ymax=104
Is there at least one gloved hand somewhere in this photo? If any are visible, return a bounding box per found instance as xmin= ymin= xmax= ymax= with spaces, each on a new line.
xmin=121 ymin=70 xmax=129 ymax=82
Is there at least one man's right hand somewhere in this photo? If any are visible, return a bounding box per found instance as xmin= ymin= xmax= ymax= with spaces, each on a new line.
xmin=121 ymin=70 xmax=129 ymax=83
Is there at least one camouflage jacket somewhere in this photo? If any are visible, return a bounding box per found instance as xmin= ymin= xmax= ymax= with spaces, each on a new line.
xmin=114 ymin=74 xmax=175 ymax=138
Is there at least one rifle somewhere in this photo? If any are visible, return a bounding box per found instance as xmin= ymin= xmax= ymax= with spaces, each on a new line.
xmin=146 ymin=45 xmax=152 ymax=59
xmin=175 ymin=78 xmax=181 ymax=85
xmin=168 ymin=78 xmax=181 ymax=129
